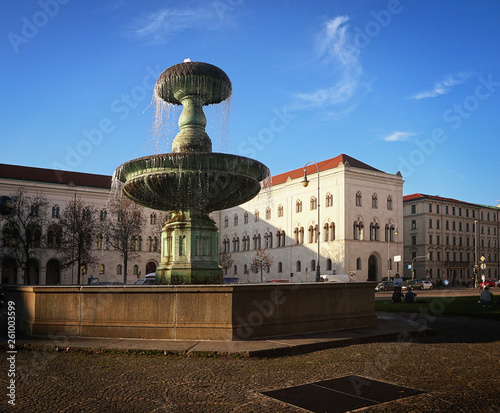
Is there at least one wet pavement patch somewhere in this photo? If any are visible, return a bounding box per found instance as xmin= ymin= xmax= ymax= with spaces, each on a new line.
xmin=262 ymin=375 xmax=424 ymax=412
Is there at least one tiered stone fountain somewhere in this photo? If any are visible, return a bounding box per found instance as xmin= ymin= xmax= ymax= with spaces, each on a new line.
xmin=114 ymin=61 xmax=269 ymax=285
xmin=7 ymin=61 xmax=377 ymax=341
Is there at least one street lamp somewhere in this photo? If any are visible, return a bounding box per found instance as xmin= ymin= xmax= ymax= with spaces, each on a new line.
xmin=387 ymin=224 xmax=398 ymax=279
xmin=302 ymin=161 xmax=321 ymax=282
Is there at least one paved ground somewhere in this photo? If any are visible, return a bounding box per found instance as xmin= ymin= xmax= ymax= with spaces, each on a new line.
xmin=1 ymin=288 xmax=499 ymax=412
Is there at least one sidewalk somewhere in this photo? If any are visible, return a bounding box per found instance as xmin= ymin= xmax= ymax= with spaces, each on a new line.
xmin=7 ymin=313 xmax=433 ymax=357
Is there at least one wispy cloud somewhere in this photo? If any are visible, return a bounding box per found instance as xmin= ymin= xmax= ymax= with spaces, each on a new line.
xmin=128 ymin=5 xmax=237 ymax=44
xmin=384 ymin=131 xmax=418 ymax=142
xmin=410 ymin=72 xmax=471 ymax=100
xmin=292 ymin=16 xmax=369 ymax=118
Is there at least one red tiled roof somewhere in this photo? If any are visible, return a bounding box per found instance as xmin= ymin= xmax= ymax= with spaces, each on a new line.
xmin=270 ymin=154 xmax=381 ymax=186
xmin=0 ymin=163 xmax=112 ymax=189
xmin=403 ymin=193 xmax=478 ymax=207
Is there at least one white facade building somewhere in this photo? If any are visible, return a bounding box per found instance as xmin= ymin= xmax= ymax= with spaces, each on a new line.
xmin=0 ymin=163 xmax=160 ymax=285
xmin=214 ymin=154 xmax=404 ymax=283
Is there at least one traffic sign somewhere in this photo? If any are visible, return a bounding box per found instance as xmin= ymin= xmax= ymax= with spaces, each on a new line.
xmin=481 ymin=256 xmax=485 ymax=262
xmin=480 ymin=263 xmax=486 ymax=270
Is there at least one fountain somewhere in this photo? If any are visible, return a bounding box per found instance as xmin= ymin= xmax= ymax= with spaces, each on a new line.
xmin=5 ymin=61 xmax=377 ymax=342
xmin=114 ymin=61 xmax=269 ymax=285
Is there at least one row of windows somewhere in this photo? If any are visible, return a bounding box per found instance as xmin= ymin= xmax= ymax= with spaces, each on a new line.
xmin=414 ymin=251 xmax=499 ymax=264
xmin=225 ymin=258 xmax=337 ymax=276
xmin=2 ymin=225 xmax=159 ymax=252
xmin=421 ymin=234 xmax=497 ymax=248
xmin=47 ymin=205 xmax=160 ymax=225
xmin=410 ymin=218 xmax=498 ymax=235
xmin=81 ymin=263 xmax=147 ymax=276
xmin=355 ymin=193 xmax=393 ymax=210
xmin=412 ymin=202 xmax=498 ymax=222
xmin=353 ymin=223 xmax=397 ymax=242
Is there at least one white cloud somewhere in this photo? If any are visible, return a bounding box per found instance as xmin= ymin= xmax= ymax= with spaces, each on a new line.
xmin=384 ymin=131 xmax=418 ymax=142
xmin=128 ymin=6 xmax=235 ymax=44
xmin=292 ymin=16 xmax=368 ymax=117
xmin=411 ymin=72 xmax=471 ymax=100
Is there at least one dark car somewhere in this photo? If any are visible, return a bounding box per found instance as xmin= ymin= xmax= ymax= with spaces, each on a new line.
xmin=403 ymin=279 xmax=424 ymax=290
xmin=375 ymin=281 xmax=395 ymax=292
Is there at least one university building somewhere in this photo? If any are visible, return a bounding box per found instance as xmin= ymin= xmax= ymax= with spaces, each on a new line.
xmin=403 ymin=194 xmax=500 ymax=284
xmin=0 ymin=163 xmax=160 ymax=285
xmin=213 ymin=154 xmax=405 ymax=283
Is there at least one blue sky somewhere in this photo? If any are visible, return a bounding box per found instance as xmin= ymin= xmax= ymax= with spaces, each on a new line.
xmin=1 ymin=0 xmax=499 ymax=206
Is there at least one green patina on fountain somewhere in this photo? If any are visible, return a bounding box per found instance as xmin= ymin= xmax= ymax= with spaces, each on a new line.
xmin=114 ymin=61 xmax=269 ymax=284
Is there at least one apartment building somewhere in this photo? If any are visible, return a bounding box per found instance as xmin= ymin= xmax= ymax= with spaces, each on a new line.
xmin=403 ymin=193 xmax=499 ymax=284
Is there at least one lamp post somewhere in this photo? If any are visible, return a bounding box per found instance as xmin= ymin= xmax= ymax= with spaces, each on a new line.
xmin=387 ymin=224 xmax=398 ymax=279
xmin=302 ymin=161 xmax=321 ymax=282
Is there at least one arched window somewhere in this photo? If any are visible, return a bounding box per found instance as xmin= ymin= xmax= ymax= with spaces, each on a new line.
xmin=52 ymin=205 xmax=60 ymax=218
xmin=353 ymin=221 xmax=364 ymax=240
xmin=100 ymin=209 xmax=107 ymax=221
xmin=370 ymin=223 xmax=379 ymax=241
xmin=99 ymin=264 xmax=105 ymax=274
xmin=326 ymin=259 xmax=332 ymax=271
xmin=326 ymin=193 xmax=333 ymax=207
xmin=265 ymin=207 xmax=271 ymax=220
xmin=372 ymin=193 xmax=378 ymax=209
xmin=278 ymin=262 xmax=283 ymax=273
xmin=234 ymin=214 xmax=238 ymax=226
xmin=244 ymin=212 xmax=249 ymax=224
xmin=310 ymin=196 xmax=317 ymax=210
xmin=308 ymin=225 xmax=314 ymax=243
xmin=296 ymin=200 xmax=302 ymax=213
xmin=356 ymin=191 xmax=362 ymax=207
xmin=133 ymin=265 xmax=139 ymax=275
xmin=117 ymin=264 xmax=122 ymax=275
xmin=150 ymin=213 xmax=156 ymax=225
xmin=311 ymin=259 xmax=316 ymax=272
xmin=254 ymin=210 xmax=259 ymax=222
xmin=224 ymin=216 xmax=229 ymax=228
xmin=356 ymin=258 xmax=362 ymax=270
xmin=387 ymin=196 xmax=393 ymax=210
xmin=278 ymin=205 xmax=284 ymax=217
xmin=233 ymin=265 xmax=238 ymax=275
xmin=244 ymin=264 xmax=248 ymax=274
xmin=296 ymin=261 xmax=301 ymax=272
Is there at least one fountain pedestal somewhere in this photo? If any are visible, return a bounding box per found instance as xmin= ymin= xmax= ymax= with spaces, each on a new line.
xmin=157 ymin=209 xmax=221 ymax=284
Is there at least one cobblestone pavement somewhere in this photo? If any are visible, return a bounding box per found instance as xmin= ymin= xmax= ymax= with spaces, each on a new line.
xmin=1 ymin=313 xmax=499 ymax=413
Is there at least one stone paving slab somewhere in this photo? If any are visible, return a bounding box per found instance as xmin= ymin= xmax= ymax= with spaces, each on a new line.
xmin=8 ymin=314 xmax=434 ymax=357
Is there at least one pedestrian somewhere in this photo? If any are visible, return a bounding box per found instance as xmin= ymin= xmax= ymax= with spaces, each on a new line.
xmin=405 ymin=287 xmax=417 ymax=304
xmin=479 ymin=286 xmax=493 ymax=306
xmin=392 ymin=273 xmax=403 ymax=303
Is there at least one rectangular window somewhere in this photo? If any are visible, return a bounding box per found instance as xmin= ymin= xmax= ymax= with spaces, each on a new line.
xmin=429 ymin=203 xmax=432 ymax=213
xmin=411 ymin=220 xmax=417 ymax=229
xmin=411 ymin=235 xmax=416 ymax=245
xmin=411 ymin=204 xmax=416 ymax=214
xmin=429 ymin=219 xmax=432 ymax=228
xmin=429 ymin=235 xmax=433 ymax=244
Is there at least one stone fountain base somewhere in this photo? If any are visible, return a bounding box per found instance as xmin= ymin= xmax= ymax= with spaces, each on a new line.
xmin=4 ymin=283 xmax=376 ymax=341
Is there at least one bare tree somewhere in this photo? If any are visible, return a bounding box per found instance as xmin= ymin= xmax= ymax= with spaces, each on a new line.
xmin=101 ymin=197 xmax=145 ymax=284
xmin=58 ymin=198 xmax=98 ymax=284
xmin=219 ymin=248 xmax=234 ymax=276
xmin=250 ymin=248 xmax=273 ymax=283
xmin=0 ymin=188 xmax=48 ymax=284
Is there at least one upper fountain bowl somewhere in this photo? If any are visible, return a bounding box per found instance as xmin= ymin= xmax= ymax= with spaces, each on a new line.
xmin=155 ymin=61 xmax=232 ymax=106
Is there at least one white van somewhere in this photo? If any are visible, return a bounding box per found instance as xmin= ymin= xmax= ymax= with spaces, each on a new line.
xmin=134 ymin=273 xmax=156 ymax=285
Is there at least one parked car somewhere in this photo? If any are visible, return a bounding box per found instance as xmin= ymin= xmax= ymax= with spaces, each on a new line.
xmin=403 ymin=279 xmax=425 ymax=290
xmin=134 ymin=273 xmax=156 ymax=285
xmin=479 ymin=279 xmax=496 ymax=289
xmin=422 ymin=280 xmax=433 ymax=290
xmin=375 ymin=281 xmax=395 ymax=292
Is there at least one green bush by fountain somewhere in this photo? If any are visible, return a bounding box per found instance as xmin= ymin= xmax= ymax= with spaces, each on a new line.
xmin=114 ymin=61 xmax=269 ymax=284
